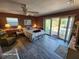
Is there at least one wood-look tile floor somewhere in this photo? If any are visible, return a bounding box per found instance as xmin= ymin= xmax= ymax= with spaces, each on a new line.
xmin=4 ymin=35 xmax=68 ymax=59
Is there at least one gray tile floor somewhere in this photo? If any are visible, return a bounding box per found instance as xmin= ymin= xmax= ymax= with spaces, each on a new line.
xmin=3 ymin=35 xmax=68 ymax=59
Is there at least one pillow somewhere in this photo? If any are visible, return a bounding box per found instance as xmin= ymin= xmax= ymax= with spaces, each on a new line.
xmin=33 ymin=30 xmax=41 ymax=33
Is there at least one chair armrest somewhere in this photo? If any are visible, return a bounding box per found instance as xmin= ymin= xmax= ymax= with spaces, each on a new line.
xmin=0 ymin=47 xmax=3 ymax=59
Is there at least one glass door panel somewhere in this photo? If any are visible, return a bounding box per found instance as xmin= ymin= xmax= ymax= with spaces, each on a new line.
xmin=45 ymin=19 xmax=51 ymax=34
xmin=59 ymin=17 xmax=68 ymax=39
xmin=51 ymin=18 xmax=59 ymax=36
xmin=66 ymin=17 xmax=74 ymax=41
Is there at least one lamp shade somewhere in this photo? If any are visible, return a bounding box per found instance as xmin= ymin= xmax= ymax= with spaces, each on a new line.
xmin=75 ymin=21 xmax=79 ymax=26
xmin=33 ymin=24 xmax=37 ymax=28
xmin=17 ymin=25 xmax=22 ymax=29
xmin=5 ymin=24 xmax=11 ymax=28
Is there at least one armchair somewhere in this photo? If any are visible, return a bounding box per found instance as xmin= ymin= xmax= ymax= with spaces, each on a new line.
xmin=0 ymin=30 xmax=16 ymax=47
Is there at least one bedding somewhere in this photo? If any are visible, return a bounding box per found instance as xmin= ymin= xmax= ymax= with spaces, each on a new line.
xmin=23 ymin=28 xmax=46 ymax=41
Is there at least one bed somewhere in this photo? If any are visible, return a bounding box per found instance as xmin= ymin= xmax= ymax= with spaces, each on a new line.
xmin=23 ymin=28 xmax=46 ymax=41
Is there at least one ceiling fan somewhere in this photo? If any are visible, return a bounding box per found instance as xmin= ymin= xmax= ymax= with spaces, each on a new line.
xmin=21 ymin=4 xmax=39 ymax=16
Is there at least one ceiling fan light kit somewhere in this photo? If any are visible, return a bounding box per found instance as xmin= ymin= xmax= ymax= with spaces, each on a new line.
xmin=21 ymin=4 xmax=39 ymax=16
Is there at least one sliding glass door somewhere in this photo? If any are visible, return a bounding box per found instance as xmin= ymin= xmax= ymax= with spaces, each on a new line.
xmin=66 ymin=17 xmax=74 ymax=41
xmin=51 ymin=18 xmax=59 ymax=36
xmin=44 ymin=19 xmax=51 ymax=34
xmin=44 ymin=16 xmax=74 ymax=42
xmin=59 ymin=17 xmax=68 ymax=39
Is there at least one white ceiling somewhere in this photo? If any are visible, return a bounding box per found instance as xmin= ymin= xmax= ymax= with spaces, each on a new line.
xmin=0 ymin=0 xmax=79 ymax=16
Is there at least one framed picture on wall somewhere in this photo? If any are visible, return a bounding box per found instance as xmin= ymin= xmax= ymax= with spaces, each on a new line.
xmin=24 ymin=20 xmax=32 ymax=25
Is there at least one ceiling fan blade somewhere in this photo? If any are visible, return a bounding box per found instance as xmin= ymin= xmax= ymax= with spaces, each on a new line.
xmin=26 ymin=11 xmax=39 ymax=16
xmin=27 ymin=11 xmax=39 ymax=14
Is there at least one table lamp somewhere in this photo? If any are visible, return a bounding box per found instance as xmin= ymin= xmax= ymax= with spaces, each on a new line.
xmin=17 ymin=25 xmax=22 ymax=30
xmin=33 ymin=24 xmax=37 ymax=28
xmin=5 ymin=24 xmax=11 ymax=29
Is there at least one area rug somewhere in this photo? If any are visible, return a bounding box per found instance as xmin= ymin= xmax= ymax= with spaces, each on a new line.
xmin=55 ymin=45 xmax=68 ymax=59
xmin=18 ymin=43 xmax=63 ymax=59
xmin=2 ymin=48 xmax=19 ymax=59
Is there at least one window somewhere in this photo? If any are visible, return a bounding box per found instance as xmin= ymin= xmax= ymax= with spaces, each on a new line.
xmin=44 ymin=19 xmax=51 ymax=34
xmin=51 ymin=18 xmax=59 ymax=35
xmin=6 ymin=17 xmax=18 ymax=26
